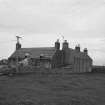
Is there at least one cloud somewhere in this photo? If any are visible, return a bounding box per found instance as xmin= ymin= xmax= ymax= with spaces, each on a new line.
xmin=0 ymin=0 xmax=105 ymax=65
xmin=0 ymin=0 xmax=105 ymax=35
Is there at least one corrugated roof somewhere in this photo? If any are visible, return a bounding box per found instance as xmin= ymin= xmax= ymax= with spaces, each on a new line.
xmin=10 ymin=47 xmax=56 ymax=59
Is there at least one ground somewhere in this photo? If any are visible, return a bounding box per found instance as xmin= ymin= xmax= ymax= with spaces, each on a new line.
xmin=0 ymin=72 xmax=105 ymax=105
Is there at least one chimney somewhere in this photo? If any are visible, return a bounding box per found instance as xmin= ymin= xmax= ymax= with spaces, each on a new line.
xmin=84 ymin=48 xmax=88 ymax=54
xmin=16 ymin=42 xmax=21 ymax=50
xmin=62 ymin=40 xmax=69 ymax=50
xmin=55 ymin=39 xmax=60 ymax=50
xmin=16 ymin=36 xmax=22 ymax=50
xmin=75 ymin=44 xmax=80 ymax=52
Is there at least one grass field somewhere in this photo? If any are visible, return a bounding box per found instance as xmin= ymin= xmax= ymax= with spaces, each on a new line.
xmin=0 ymin=72 xmax=105 ymax=105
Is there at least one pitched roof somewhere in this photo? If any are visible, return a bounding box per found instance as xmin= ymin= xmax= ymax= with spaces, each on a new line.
xmin=9 ymin=47 xmax=92 ymax=61
xmin=10 ymin=47 xmax=56 ymax=59
xmin=68 ymin=48 xmax=92 ymax=60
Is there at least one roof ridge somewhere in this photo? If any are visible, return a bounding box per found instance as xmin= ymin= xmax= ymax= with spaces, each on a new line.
xmin=9 ymin=47 xmax=56 ymax=58
xmin=21 ymin=47 xmax=55 ymax=49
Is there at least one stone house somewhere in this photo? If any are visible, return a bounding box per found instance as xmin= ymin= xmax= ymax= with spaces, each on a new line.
xmin=9 ymin=39 xmax=92 ymax=72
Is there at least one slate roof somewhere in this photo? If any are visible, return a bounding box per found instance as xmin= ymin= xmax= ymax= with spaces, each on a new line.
xmin=10 ymin=47 xmax=56 ymax=59
xmin=9 ymin=47 xmax=92 ymax=61
xmin=69 ymin=48 xmax=92 ymax=60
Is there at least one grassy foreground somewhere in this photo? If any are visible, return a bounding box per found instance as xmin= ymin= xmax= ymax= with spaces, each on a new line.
xmin=0 ymin=72 xmax=105 ymax=105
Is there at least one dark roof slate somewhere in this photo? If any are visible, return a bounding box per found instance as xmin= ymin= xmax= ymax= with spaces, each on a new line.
xmin=10 ymin=47 xmax=56 ymax=59
xmin=9 ymin=47 xmax=92 ymax=61
xmin=69 ymin=48 xmax=92 ymax=60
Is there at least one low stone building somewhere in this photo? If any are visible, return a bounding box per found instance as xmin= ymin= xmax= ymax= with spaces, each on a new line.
xmin=9 ymin=40 xmax=64 ymax=69
xmin=62 ymin=41 xmax=92 ymax=72
xmin=9 ymin=39 xmax=92 ymax=72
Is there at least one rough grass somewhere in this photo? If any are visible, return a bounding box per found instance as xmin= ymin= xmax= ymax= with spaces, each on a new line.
xmin=0 ymin=72 xmax=105 ymax=105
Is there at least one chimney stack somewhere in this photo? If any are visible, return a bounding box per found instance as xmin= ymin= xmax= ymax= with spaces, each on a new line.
xmin=84 ymin=48 xmax=88 ymax=54
xmin=62 ymin=40 xmax=69 ymax=50
xmin=16 ymin=36 xmax=22 ymax=50
xmin=75 ymin=44 xmax=80 ymax=52
xmin=55 ymin=39 xmax=60 ymax=50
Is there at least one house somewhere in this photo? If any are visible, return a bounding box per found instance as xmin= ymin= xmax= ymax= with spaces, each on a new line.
xmin=9 ymin=39 xmax=93 ymax=72
xmin=9 ymin=40 xmax=64 ymax=69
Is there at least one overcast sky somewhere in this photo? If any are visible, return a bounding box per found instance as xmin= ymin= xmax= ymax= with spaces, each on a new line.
xmin=0 ymin=0 xmax=105 ymax=65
